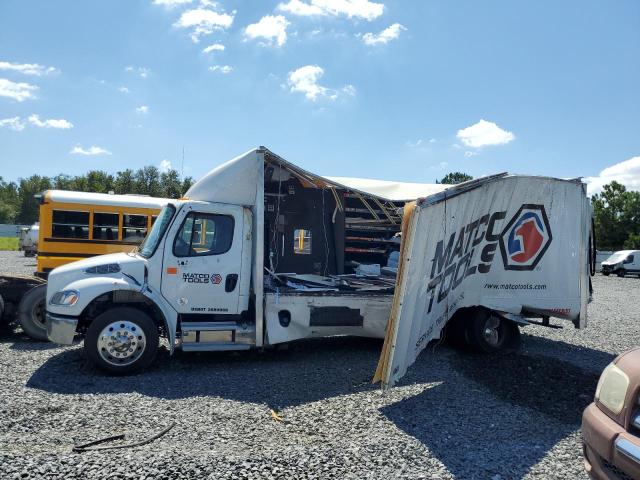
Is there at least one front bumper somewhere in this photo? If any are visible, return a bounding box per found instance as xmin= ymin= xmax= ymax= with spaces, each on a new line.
xmin=46 ymin=311 xmax=78 ymax=345
xmin=582 ymin=403 xmax=640 ymax=479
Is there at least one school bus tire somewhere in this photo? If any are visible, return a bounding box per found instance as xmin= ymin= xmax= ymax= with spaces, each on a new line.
xmin=17 ymin=284 xmax=48 ymax=341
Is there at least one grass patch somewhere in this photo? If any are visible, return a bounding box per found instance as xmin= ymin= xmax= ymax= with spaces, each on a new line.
xmin=0 ymin=237 xmax=19 ymax=251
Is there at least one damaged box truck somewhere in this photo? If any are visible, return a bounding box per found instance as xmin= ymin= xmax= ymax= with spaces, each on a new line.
xmin=45 ymin=148 xmax=593 ymax=386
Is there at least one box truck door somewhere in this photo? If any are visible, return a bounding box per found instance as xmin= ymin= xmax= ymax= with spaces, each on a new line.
xmin=161 ymin=203 xmax=245 ymax=315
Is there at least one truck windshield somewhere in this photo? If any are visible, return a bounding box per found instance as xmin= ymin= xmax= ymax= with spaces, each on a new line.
xmin=138 ymin=204 xmax=176 ymax=258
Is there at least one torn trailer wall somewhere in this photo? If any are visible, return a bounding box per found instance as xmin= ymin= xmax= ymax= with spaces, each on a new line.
xmin=374 ymin=174 xmax=591 ymax=388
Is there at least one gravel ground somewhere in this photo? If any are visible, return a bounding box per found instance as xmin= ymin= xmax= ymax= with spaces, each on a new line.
xmin=0 ymin=250 xmax=639 ymax=479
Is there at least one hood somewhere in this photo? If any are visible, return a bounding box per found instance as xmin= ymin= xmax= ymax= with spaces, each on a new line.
xmin=47 ymin=252 xmax=147 ymax=302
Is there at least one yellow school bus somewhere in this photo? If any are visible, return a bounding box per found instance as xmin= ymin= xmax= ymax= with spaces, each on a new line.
xmin=36 ymin=190 xmax=170 ymax=277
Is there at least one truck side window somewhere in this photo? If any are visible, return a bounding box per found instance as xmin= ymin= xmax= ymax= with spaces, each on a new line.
xmin=173 ymin=212 xmax=234 ymax=257
xmin=294 ymin=228 xmax=311 ymax=255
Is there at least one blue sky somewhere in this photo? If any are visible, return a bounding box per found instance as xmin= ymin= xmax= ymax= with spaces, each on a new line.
xmin=1 ymin=0 xmax=639 ymax=193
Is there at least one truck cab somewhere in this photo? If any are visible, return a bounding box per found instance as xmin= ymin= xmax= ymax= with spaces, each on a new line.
xmin=45 ymin=148 xmax=409 ymax=373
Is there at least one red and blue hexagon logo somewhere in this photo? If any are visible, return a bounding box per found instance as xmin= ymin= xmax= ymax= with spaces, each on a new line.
xmin=499 ymin=204 xmax=552 ymax=271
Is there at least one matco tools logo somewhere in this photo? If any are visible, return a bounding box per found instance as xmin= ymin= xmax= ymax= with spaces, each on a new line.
xmin=425 ymin=203 xmax=552 ymax=313
xmin=499 ymin=204 xmax=552 ymax=271
xmin=182 ymin=273 xmax=223 ymax=285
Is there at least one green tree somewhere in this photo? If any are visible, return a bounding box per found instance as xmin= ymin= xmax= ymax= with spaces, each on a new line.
xmin=114 ymin=169 xmax=136 ymax=195
xmin=0 ymin=177 xmax=19 ymax=223
xmin=86 ymin=170 xmax=115 ymax=193
xmin=592 ymin=181 xmax=640 ymax=250
xmin=181 ymin=176 xmax=194 ymax=195
xmin=160 ymin=169 xmax=183 ymax=198
xmin=439 ymin=172 xmax=473 ymax=184
xmin=16 ymin=175 xmax=52 ymax=224
xmin=134 ymin=166 xmax=161 ymax=196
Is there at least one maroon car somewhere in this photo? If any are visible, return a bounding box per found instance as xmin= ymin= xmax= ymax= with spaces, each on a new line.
xmin=582 ymin=348 xmax=640 ymax=479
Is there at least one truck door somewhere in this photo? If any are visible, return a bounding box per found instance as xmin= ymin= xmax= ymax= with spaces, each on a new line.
xmin=161 ymin=203 xmax=245 ymax=315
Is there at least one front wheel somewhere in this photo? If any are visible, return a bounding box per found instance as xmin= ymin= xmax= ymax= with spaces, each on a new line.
xmin=85 ymin=307 xmax=159 ymax=374
xmin=17 ymin=284 xmax=48 ymax=340
xmin=465 ymin=309 xmax=521 ymax=354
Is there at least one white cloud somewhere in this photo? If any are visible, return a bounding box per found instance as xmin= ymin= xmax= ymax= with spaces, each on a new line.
xmin=342 ymin=84 xmax=356 ymax=96
xmin=118 ymin=86 xmax=130 ymax=93
xmin=464 ymin=150 xmax=479 ymax=158
xmin=456 ymin=119 xmax=515 ymax=148
xmin=202 ymin=43 xmax=225 ymax=54
xmin=278 ymin=0 xmax=384 ymax=21
xmin=287 ymin=65 xmax=354 ymax=101
xmin=159 ymin=159 xmax=173 ymax=172
xmin=0 ymin=78 xmax=38 ymax=102
xmin=28 ymin=114 xmax=73 ymax=129
xmin=125 ymin=66 xmax=150 ymax=78
xmin=362 ymin=23 xmax=406 ymax=46
xmin=288 ymin=65 xmax=329 ymax=101
xmin=70 ymin=145 xmax=112 ymax=156
xmin=586 ymin=156 xmax=640 ymax=195
xmin=136 ymin=105 xmax=149 ymax=114
xmin=244 ymin=15 xmax=290 ymax=47
xmin=208 ymin=65 xmax=233 ymax=74
xmin=0 ymin=117 xmax=25 ymax=131
xmin=174 ymin=7 xmax=235 ymax=42
xmin=152 ymin=0 xmax=193 ymax=7
xmin=0 ymin=61 xmax=58 ymax=76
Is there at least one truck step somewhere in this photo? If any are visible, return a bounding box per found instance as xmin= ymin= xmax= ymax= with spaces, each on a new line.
xmin=181 ymin=321 xmax=243 ymax=332
xmin=182 ymin=342 xmax=252 ymax=352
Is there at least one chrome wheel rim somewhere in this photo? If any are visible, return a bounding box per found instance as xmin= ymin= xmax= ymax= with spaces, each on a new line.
xmin=483 ymin=315 xmax=501 ymax=347
xmin=97 ymin=321 xmax=146 ymax=366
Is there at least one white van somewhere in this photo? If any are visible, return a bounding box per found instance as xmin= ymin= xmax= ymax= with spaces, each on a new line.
xmin=600 ymin=250 xmax=640 ymax=277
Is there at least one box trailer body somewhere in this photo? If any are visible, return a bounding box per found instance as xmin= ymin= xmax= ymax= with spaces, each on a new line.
xmin=44 ymin=148 xmax=593 ymax=383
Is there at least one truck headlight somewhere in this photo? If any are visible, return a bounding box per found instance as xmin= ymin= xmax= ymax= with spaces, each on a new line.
xmin=50 ymin=290 xmax=79 ymax=306
xmin=595 ymin=363 xmax=629 ymax=415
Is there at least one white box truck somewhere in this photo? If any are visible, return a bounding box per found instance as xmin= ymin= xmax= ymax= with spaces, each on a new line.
xmin=45 ymin=148 xmax=593 ymax=386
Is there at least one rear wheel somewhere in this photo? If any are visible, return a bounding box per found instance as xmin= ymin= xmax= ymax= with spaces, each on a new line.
xmin=465 ymin=309 xmax=521 ymax=354
xmin=616 ymin=269 xmax=625 ymax=277
xmin=602 ymin=272 xmax=610 ymax=276
xmin=17 ymin=284 xmax=48 ymax=340
xmin=85 ymin=307 xmax=159 ymax=374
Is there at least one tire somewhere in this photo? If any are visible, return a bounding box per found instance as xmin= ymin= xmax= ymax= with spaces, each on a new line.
xmin=85 ymin=307 xmax=159 ymax=374
xmin=602 ymin=272 xmax=610 ymax=276
xmin=444 ymin=314 xmax=469 ymax=350
xmin=616 ymin=270 xmax=625 ymax=278
xmin=17 ymin=284 xmax=48 ymax=340
xmin=0 ymin=293 xmax=4 ymax=323
xmin=465 ymin=309 xmax=521 ymax=354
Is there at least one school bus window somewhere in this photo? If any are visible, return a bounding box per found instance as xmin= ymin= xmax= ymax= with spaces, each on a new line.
xmin=294 ymin=228 xmax=311 ymax=255
xmin=151 ymin=215 xmax=158 ymax=226
xmin=123 ymin=214 xmax=148 ymax=243
xmin=93 ymin=212 xmax=118 ymax=240
xmin=52 ymin=210 xmax=89 ymax=239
